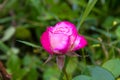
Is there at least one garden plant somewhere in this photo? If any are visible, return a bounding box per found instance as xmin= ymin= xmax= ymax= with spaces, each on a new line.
xmin=0 ymin=0 xmax=120 ymax=80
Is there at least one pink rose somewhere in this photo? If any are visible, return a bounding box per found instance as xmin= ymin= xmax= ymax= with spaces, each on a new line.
xmin=40 ymin=21 xmax=87 ymax=55
xmin=40 ymin=21 xmax=87 ymax=69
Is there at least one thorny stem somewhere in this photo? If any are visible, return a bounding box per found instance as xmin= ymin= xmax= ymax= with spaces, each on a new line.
xmin=0 ymin=61 xmax=11 ymax=80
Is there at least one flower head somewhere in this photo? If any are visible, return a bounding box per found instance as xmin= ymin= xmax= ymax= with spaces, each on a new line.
xmin=40 ymin=21 xmax=87 ymax=69
xmin=40 ymin=21 xmax=87 ymax=54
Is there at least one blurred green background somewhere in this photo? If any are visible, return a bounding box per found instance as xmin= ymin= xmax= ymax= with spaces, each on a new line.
xmin=0 ymin=0 xmax=120 ymax=80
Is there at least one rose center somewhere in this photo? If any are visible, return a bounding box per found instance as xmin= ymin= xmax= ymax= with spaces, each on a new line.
xmin=53 ymin=26 xmax=71 ymax=35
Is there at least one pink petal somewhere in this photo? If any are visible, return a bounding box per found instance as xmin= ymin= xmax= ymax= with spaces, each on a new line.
xmin=40 ymin=29 xmax=53 ymax=54
xmin=52 ymin=21 xmax=78 ymax=51
xmin=71 ymin=35 xmax=87 ymax=51
xmin=52 ymin=21 xmax=78 ymax=35
xmin=69 ymin=31 xmax=78 ymax=48
xmin=49 ymin=32 xmax=70 ymax=54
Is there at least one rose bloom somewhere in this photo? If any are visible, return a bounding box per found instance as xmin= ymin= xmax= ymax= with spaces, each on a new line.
xmin=40 ymin=21 xmax=87 ymax=69
xmin=40 ymin=21 xmax=87 ymax=55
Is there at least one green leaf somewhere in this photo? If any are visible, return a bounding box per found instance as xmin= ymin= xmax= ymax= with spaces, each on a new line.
xmin=102 ymin=16 xmax=115 ymax=29
xmin=90 ymin=26 xmax=113 ymax=37
xmin=0 ymin=41 xmax=18 ymax=56
xmin=77 ymin=0 xmax=97 ymax=30
xmin=66 ymin=58 xmax=77 ymax=74
xmin=23 ymin=54 xmax=41 ymax=68
xmin=29 ymin=0 xmax=41 ymax=13
xmin=5 ymin=0 xmax=17 ymax=9
xmin=11 ymin=47 xmax=19 ymax=54
xmin=6 ymin=54 xmax=22 ymax=80
xmin=88 ymin=66 xmax=115 ymax=80
xmin=7 ymin=54 xmax=21 ymax=72
xmin=0 ymin=41 xmax=10 ymax=53
xmin=17 ymin=68 xmax=30 ymax=80
xmin=15 ymin=27 xmax=31 ymax=39
xmin=0 ymin=17 xmax=12 ymax=23
xmin=102 ymin=58 xmax=120 ymax=78
xmin=115 ymin=25 xmax=120 ymax=39
xmin=43 ymin=66 xmax=60 ymax=80
xmin=22 ymin=55 xmax=41 ymax=80
xmin=73 ymin=75 xmax=92 ymax=80
xmin=50 ymin=3 xmax=78 ymax=20
xmin=25 ymin=68 xmax=39 ymax=80
xmin=17 ymin=40 xmax=41 ymax=48
xmin=1 ymin=27 xmax=15 ymax=42
xmin=0 ymin=41 xmax=14 ymax=56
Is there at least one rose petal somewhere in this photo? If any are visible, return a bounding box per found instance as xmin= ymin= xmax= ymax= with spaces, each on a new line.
xmin=71 ymin=35 xmax=87 ymax=51
xmin=49 ymin=32 xmax=70 ymax=54
xmin=40 ymin=28 xmax=53 ymax=54
xmin=69 ymin=31 xmax=78 ymax=48
xmin=53 ymin=21 xmax=78 ymax=36
xmin=52 ymin=21 xmax=78 ymax=51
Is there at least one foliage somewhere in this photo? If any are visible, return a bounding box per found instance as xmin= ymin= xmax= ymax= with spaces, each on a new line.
xmin=0 ymin=0 xmax=120 ymax=80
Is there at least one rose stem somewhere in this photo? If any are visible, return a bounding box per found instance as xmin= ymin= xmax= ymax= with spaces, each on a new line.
xmin=82 ymin=49 xmax=86 ymax=65
xmin=59 ymin=56 xmax=70 ymax=80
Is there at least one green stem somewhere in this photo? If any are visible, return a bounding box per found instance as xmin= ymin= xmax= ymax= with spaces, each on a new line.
xmin=82 ymin=49 xmax=86 ymax=65
xmin=59 ymin=56 xmax=70 ymax=80
xmin=63 ymin=67 xmax=69 ymax=80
